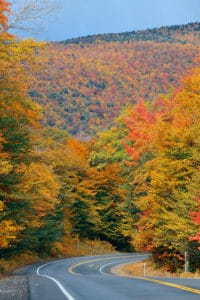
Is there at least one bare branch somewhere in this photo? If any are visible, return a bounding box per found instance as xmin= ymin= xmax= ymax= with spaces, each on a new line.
xmin=8 ymin=0 xmax=62 ymax=34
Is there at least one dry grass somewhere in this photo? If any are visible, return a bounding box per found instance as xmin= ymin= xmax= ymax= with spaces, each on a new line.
xmin=114 ymin=259 xmax=200 ymax=278
xmin=0 ymin=239 xmax=116 ymax=275
xmin=51 ymin=238 xmax=116 ymax=258
xmin=0 ymin=252 xmax=41 ymax=275
xmin=179 ymin=271 xmax=200 ymax=278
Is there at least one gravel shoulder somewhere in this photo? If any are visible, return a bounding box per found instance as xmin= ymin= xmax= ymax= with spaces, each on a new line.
xmin=0 ymin=275 xmax=29 ymax=300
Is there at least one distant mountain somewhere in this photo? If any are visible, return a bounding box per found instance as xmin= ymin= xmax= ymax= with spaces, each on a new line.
xmin=61 ymin=22 xmax=200 ymax=45
xmin=30 ymin=22 xmax=200 ymax=138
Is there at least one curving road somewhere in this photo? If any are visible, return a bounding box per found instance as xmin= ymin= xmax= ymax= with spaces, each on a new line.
xmin=20 ymin=253 xmax=200 ymax=300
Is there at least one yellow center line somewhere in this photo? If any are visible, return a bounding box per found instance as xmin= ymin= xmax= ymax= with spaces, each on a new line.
xmin=69 ymin=256 xmax=200 ymax=295
xmin=68 ymin=255 xmax=137 ymax=275
xmin=134 ymin=277 xmax=200 ymax=295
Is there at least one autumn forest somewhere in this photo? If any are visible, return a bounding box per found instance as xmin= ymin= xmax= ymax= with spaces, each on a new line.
xmin=1 ymin=1 xmax=200 ymax=274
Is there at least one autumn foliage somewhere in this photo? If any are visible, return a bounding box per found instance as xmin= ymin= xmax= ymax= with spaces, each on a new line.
xmin=0 ymin=0 xmax=10 ymax=31
xmin=190 ymin=192 xmax=200 ymax=245
xmin=30 ymin=30 xmax=199 ymax=137
xmin=0 ymin=2 xmax=61 ymax=260
xmin=123 ymin=64 xmax=200 ymax=271
xmin=1 ymin=1 xmax=200 ymax=274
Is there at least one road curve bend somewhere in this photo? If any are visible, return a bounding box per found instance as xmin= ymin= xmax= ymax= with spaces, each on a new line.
xmin=20 ymin=253 xmax=200 ymax=300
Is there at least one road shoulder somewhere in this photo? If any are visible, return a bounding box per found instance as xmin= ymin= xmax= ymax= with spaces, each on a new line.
xmin=0 ymin=275 xmax=29 ymax=300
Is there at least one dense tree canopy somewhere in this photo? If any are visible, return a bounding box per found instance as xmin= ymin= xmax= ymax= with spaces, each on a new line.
xmin=30 ymin=29 xmax=199 ymax=137
xmin=123 ymin=65 xmax=200 ymax=271
xmin=1 ymin=1 xmax=200 ymax=274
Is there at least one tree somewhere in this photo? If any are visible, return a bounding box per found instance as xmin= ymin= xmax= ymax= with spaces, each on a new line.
xmin=0 ymin=3 xmax=61 ymax=257
xmin=8 ymin=0 xmax=61 ymax=34
xmin=0 ymin=0 xmax=10 ymax=32
xmin=123 ymin=67 xmax=200 ymax=271
xmin=89 ymin=112 xmax=136 ymax=250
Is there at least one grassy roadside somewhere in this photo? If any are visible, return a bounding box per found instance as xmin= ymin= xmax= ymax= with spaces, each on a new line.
xmin=0 ymin=239 xmax=116 ymax=277
xmin=114 ymin=259 xmax=200 ymax=278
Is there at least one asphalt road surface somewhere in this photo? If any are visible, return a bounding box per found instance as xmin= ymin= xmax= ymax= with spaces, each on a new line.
xmin=20 ymin=253 xmax=200 ymax=300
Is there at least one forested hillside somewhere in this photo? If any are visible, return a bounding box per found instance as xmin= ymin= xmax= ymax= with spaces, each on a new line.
xmin=1 ymin=0 xmax=200 ymax=275
xmin=30 ymin=23 xmax=200 ymax=137
xmin=61 ymin=22 xmax=200 ymax=45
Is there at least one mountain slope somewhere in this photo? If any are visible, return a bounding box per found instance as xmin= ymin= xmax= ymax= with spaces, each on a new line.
xmin=61 ymin=22 xmax=200 ymax=45
xmin=30 ymin=22 xmax=200 ymax=137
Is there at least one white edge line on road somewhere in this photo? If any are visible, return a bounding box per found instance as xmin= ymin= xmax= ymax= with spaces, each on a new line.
xmin=99 ymin=261 xmax=118 ymax=275
xmin=99 ymin=258 xmax=142 ymax=276
xmin=68 ymin=255 xmax=146 ymax=275
xmin=36 ymin=260 xmax=75 ymax=300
